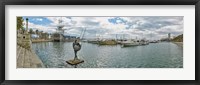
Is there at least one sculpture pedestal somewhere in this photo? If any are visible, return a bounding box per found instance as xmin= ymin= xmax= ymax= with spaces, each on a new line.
xmin=66 ymin=59 xmax=84 ymax=65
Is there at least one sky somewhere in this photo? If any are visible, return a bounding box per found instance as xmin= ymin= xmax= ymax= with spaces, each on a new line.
xmin=22 ymin=16 xmax=183 ymax=40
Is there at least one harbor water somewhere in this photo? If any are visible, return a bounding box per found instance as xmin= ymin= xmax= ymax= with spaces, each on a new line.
xmin=32 ymin=42 xmax=183 ymax=68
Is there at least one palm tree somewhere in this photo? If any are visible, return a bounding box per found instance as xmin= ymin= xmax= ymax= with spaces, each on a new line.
xmin=36 ymin=30 xmax=39 ymax=35
xmin=40 ymin=31 xmax=43 ymax=39
xmin=35 ymin=30 xmax=39 ymax=39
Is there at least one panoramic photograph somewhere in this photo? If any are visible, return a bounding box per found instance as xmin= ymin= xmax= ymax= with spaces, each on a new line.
xmin=17 ymin=16 xmax=183 ymax=68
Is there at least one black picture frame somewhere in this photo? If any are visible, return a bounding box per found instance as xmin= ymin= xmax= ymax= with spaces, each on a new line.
xmin=0 ymin=0 xmax=199 ymax=85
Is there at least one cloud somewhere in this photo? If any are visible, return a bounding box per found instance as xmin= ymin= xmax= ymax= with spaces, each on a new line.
xmin=23 ymin=20 xmax=56 ymax=33
xmin=23 ymin=16 xmax=183 ymax=40
xmin=35 ymin=18 xmax=43 ymax=21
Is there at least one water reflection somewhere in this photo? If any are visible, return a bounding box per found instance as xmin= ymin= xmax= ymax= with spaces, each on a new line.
xmin=32 ymin=42 xmax=183 ymax=68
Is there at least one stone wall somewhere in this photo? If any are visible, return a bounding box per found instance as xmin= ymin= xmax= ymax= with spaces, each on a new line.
xmin=17 ymin=33 xmax=45 ymax=68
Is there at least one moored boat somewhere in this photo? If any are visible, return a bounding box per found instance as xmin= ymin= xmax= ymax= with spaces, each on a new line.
xmin=121 ymin=40 xmax=140 ymax=47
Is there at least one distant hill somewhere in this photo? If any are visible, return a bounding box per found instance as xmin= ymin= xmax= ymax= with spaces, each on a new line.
xmin=172 ymin=34 xmax=183 ymax=42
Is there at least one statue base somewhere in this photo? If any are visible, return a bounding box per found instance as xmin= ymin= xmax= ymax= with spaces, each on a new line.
xmin=66 ymin=59 xmax=84 ymax=65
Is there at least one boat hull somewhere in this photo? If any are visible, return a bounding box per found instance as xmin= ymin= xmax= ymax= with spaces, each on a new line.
xmin=121 ymin=43 xmax=139 ymax=47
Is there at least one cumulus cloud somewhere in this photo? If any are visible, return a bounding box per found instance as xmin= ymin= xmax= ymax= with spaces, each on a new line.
xmin=23 ymin=16 xmax=183 ymax=40
xmin=35 ymin=18 xmax=43 ymax=21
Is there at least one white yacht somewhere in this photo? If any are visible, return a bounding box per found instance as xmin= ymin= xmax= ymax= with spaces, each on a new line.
xmin=121 ymin=40 xmax=140 ymax=47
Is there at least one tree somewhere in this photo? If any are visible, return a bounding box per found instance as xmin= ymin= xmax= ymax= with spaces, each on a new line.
xmin=36 ymin=29 xmax=39 ymax=35
xmin=172 ymin=34 xmax=183 ymax=42
xmin=17 ymin=17 xmax=24 ymax=30
xmin=29 ymin=28 xmax=34 ymax=34
xmin=40 ymin=31 xmax=43 ymax=38
xmin=42 ymin=32 xmax=48 ymax=39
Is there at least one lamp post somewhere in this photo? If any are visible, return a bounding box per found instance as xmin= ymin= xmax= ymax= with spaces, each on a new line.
xmin=26 ymin=18 xmax=29 ymax=34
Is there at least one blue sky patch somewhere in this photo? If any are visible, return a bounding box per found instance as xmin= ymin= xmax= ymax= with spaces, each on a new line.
xmin=23 ymin=17 xmax=52 ymax=26
xmin=108 ymin=17 xmax=127 ymax=24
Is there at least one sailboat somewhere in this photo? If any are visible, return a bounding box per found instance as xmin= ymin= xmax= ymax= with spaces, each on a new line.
xmin=52 ymin=17 xmax=66 ymax=42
